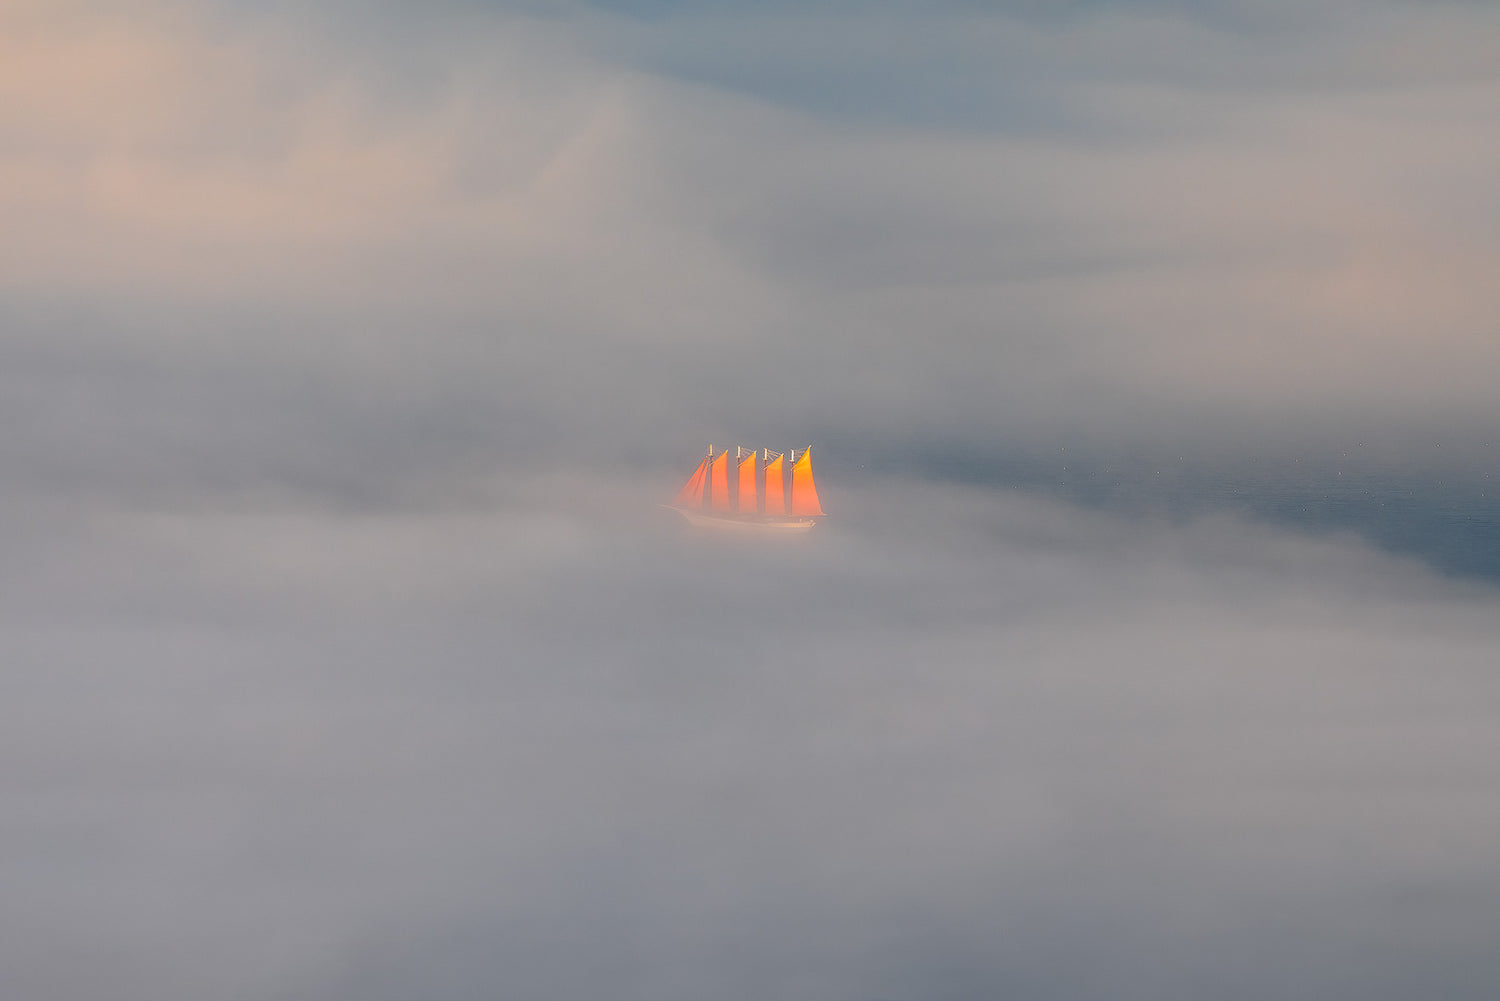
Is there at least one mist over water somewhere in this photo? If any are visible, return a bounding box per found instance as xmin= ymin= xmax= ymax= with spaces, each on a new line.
xmin=878 ymin=450 xmax=1500 ymax=583
xmin=6 ymin=0 xmax=1500 ymax=998
xmin=10 ymin=476 xmax=1500 ymax=1000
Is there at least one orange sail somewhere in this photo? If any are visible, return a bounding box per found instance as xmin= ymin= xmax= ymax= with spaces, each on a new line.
xmin=673 ymin=456 xmax=708 ymax=508
xmin=738 ymin=449 xmax=758 ymax=513
xmin=790 ymin=447 xmax=825 ymax=516
xmin=710 ymin=450 xmax=731 ymax=511
xmin=762 ymin=453 xmax=786 ymax=516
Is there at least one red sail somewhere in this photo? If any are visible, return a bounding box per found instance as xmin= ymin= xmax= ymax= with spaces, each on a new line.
xmin=673 ymin=457 xmax=708 ymax=508
xmin=763 ymin=452 xmax=785 ymax=515
xmin=738 ymin=450 xmax=758 ymax=513
xmin=710 ymin=451 xmax=731 ymax=511
xmin=790 ymin=448 xmax=825 ymax=516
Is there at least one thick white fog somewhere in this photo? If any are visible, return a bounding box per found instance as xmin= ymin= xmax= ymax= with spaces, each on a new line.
xmin=7 ymin=481 xmax=1500 ymax=999
xmin=4 ymin=1 xmax=1500 ymax=997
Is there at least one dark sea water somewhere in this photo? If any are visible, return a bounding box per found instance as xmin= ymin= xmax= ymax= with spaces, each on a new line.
xmin=829 ymin=446 xmax=1500 ymax=585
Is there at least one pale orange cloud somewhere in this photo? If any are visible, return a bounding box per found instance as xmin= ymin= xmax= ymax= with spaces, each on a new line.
xmin=4 ymin=0 xmax=1499 ymax=459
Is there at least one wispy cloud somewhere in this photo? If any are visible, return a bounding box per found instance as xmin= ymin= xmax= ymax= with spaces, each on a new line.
xmin=6 ymin=0 xmax=1499 ymax=485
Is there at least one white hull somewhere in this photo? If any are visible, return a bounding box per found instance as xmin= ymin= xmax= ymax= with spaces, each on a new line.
xmin=671 ymin=508 xmax=817 ymax=532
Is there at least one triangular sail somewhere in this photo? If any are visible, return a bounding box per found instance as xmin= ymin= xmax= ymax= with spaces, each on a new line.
xmin=763 ymin=451 xmax=786 ymax=515
xmin=709 ymin=450 xmax=731 ymax=511
xmin=673 ymin=456 xmax=708 ymax=508
xmin=737 ymin=448 xmax=758 ymax=513
xmin=790 ymin=447 xmax=825 ymax=516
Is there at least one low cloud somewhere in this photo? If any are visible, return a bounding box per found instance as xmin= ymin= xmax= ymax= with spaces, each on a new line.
xmin=6 ymin=480 xmax=1500 ymax=999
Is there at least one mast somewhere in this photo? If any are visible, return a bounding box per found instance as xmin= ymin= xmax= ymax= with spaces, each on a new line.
xmin=709 ymin=449 xmax=731 ymax=512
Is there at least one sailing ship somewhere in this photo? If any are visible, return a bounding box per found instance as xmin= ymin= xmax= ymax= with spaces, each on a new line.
xmin=669 ymin=445 xmax=826 ymax=531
